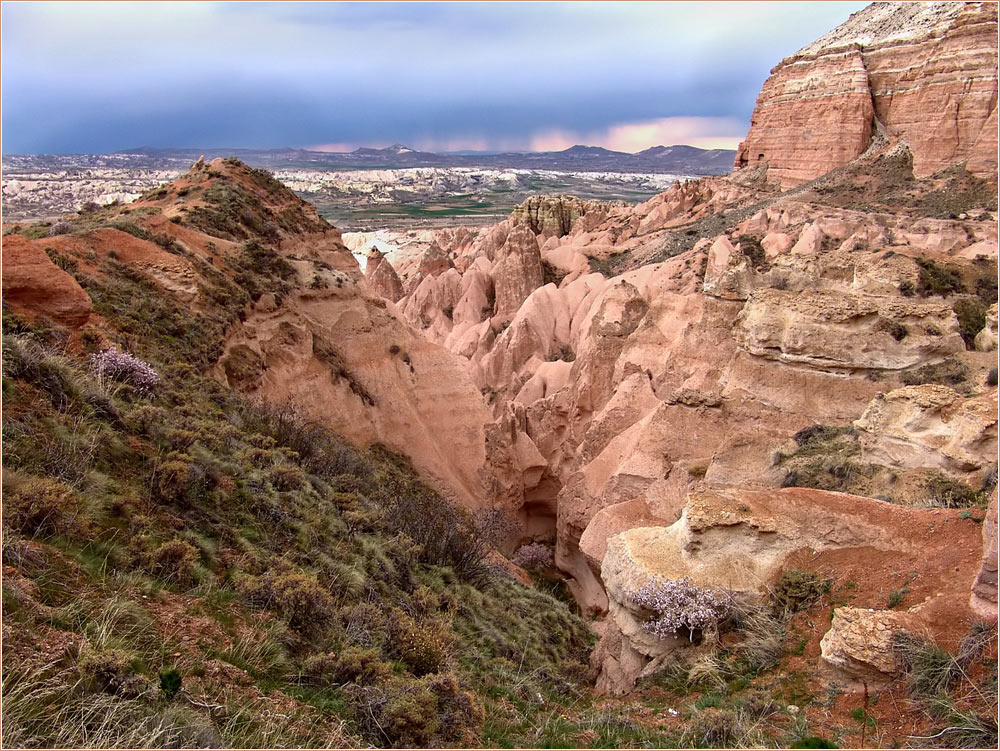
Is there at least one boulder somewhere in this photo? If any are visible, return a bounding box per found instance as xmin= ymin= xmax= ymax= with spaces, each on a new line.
xmin=819 ymin=607 xmax=919 ymax=681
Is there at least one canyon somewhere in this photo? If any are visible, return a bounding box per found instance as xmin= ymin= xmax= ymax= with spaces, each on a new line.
xmin=2 ymin=2 xmax=998 ymax=748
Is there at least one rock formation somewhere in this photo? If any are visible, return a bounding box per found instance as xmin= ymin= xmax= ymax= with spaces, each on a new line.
xmin=353 ymin=0 xmax=999 ymax=697
xmin=735 ymin=2 xmax=999 ymax=186
xmin=1 ymin=235 xmax=93 ymax=327
xmin=364 ymin=246 xmax=404 ymax=302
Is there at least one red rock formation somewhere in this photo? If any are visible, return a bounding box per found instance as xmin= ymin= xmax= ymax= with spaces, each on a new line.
xmin=735 ymin=2 xmax=999 ymax=186
xmin=364 ymin=247 xmax=404 ymax=302
xmin=1 ymin=235 xmax=92 ymax=327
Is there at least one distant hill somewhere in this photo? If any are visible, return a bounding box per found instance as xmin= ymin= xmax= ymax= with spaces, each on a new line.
xmin=106 ymin=142 xmax=736 ymax=175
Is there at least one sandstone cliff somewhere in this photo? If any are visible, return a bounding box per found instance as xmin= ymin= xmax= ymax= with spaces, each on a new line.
xmin=735 ymin=2 xmax=999 ymax=187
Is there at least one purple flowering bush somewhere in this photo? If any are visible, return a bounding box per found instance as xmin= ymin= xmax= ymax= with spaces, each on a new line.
xmin=629 ymin=576 xmax=732 ymax=640
xmin=88 ymin=346 xmax=161 ymax=393
xmin=511 ymin=542 xmax=554 ymax=570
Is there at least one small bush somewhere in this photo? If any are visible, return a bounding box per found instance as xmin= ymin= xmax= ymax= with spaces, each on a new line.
xmin=387 ymin=608 xmax=449 ymax=676
xmin=791 ymin=738 xmax=839 ymax=749
xmin=772 ymin=570 xmax=830 ymax=614
xmin=88 ymin=347 xmax=161 ymax=393
xmin=48 ymin=221 xmax=74 ymax=237
xmin=511 ymin=542 xmax=554 ymax=570
xmin=893 ymin=632 xmax=963 ymax=697
xmin=629 ymin=576 xmax=732 ymax=640
xmin=738 ymin=235 xmax=768 ymax=270
xmin=378 ymin=678 xmax=441 ymax=747
xmin=684 ymin=708 xmax=741 ymax=748
xmin=875 ymin=317 xmax=908 ymax=341
xmin=3 ymin=476 xmax=86 ymax=538
xmin=953 ymin=298 xmax=988 ymax=349
xmin=924 ymin=473 xmax=983 ymax=508
xmin=426 ymin=672 xmax=485 ymax=745
xmin=78 ymin=646 xmax=144 ymax=696
xmin=105 ymin=221 xmax=153 ymax=242
xmin=319 ymin=646 xmax=391 ymax=685
xmin=240 ymin=569 xmax=336 ymax=633
xmin=158 ymin=667 xmax=182 ymax=698
xmin=152 ymin=458 xmax=200 ymax=506
xmin=987 ymin=368 xmax=998 ymax=387
xmin=266 ymin=464 xmax=305 ymax=492
xmin=900 ymin=359 xmax=968 ymax=387
xmin=732 ymin=605 xmax=785 ymax=673
xmin=916 ymin=258 xmax=965 ymax=297
xmin=148 ymin=539 xmax=199 ymax=585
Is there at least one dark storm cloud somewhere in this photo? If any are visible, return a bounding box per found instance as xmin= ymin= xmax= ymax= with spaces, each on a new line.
xmin=1 ymin=2 xmax=867 ymax=154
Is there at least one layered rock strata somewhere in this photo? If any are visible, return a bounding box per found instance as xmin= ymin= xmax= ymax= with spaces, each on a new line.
xmin=735 ymin=2 xmax=999 ymax=186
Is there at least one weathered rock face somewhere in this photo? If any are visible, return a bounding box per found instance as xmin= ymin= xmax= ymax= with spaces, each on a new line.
xmin=975 ymin=303 xmax=999 ymax=351
xmin=491 ymin=223 xmax=544 ymax=319
xmin=511 ymin=195 xmax=623 ymax=237
xmin=735 ymin=2 xmax=999 ymax=186
xmin=349 ymin=2 xmax=999 ymax=698
xmin=1 ymin=235 xmax=93 ymax=327
xmin=854 ymin=385 xmax=999 ymax=479
xmin=972 ymin=489 xmax=999 ymax=617
xmin=215 ymin=251 xmax=493 ymax=511
xmin=736 ymin=289 xmax=965 ymax=371
xmin=735 ymin=45 xmax=874 ymax=188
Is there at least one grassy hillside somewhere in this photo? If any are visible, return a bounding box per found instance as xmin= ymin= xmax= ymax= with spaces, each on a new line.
xmin=1 ymin=303 xmax=599 ymax=748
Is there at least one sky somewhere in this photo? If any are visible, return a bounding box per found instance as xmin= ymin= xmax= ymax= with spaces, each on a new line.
xmin=1 ymin=1 xmax=868 ymax=155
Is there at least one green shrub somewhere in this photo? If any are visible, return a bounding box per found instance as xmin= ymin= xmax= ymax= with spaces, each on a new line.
xmin=901 ymin=359 xmax=969 ymax=386
xmin=104 ymin=221 xmax=152 ymax=242
xmin=152 ymin=457 xmax=201 ymax=506
xmin=379 ymin=678 xmax=441 ymax=747
xmin=684 ymin=708 xmax=742 ymax=748
xmin=78 ymin=646 xmax=144 ymax=696
xmin=791 ymin=737 xmax=839 ymax=748
xmin=953 ymin=298 xmax=988 ymax=349
xmin=924 ymin=473 xmax=983 ymax=508
xmin=3 ymin=476 xmax=86 ymax=539
xmin=240 ymin=569 xmax=335 ymax=633
xmin=387 ymin=607 xmax=449 ymax=676
xmin=875 ymin=317 xmax=908 ymax=341
xmin=738 ymin=235 xmax=768 ymax=270
xmin=266 ymin=464 xmax=305 ymax=492
xmin=426 ymin=672 xmax=485 ymax=745
xmin=893 ymin=632 xmax=963 ymax=697
xmin=916 ymin=258 xmax=965 ymax=297
xmin=772 ymin=570 xmax=830 ymax=614
xmin=158 ymin=667 xmax=182 ymax=698
xmin=323 ymin=646 xmax=391 ymax=685
xmin=148 ymin=539 xmax=199 ymax=585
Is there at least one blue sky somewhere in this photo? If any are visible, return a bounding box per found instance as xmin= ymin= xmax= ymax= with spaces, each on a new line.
xmin=1 ymin=1 xmax=867 ymax=154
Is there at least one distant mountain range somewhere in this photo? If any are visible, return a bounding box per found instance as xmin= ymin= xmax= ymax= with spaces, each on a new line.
xmin=108 ymin=143 xmax=736 ymax=175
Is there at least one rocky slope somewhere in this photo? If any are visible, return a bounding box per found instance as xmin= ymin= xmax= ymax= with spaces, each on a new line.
xmin=735 ymin=1 xmax=998 ymax=187
xmin=2 ymin=157 xmax=496 ymax=513
xmin=355 ymin=0 xmax=999 ymax=709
